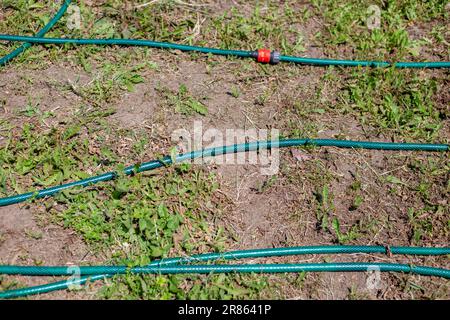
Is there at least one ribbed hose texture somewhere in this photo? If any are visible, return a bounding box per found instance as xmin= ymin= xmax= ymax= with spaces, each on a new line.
xmin=1 ymin=245 xmax=449 ymax=298
xmin=0 ymin=139 xmax=448 ymax=207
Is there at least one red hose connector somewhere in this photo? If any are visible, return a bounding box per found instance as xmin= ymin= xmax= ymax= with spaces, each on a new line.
xmin=257 ymin=49 xmax=271 ymax=63
xmin=251 ymin=49 xmax=281 ymax=64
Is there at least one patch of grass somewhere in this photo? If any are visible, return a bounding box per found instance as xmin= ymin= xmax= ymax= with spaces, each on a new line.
xmin=348 ymin=285 xmax=370 ymax=299
xmin=229 ymin=85 xmax=241 ymax=98
xmin=341 ymin=68 xmax=442 ymax=140
xmin=24 ymin=229 xmax=43 ymax=240
xmin=331 ymin=217 xmax=361 ymax=244
xmin=407 ymin=208 xmax=434 ymax=245
xmin=208 ymin=4 xmax=306 ymax=54
xmin=1 ymin=1 xmax=309 ymax=68
xmin=79 ymin=57 xmax=154 ymax=105
xmin=0 ymin=276 xmax=20 ymax=294
xmin=253 ymin=175 xmax=278 ymax=194
xmin=159 ymin=83 xmax=208 ymax=116
xmin=0 ymin=110 xmax=270 ymax=299
xmin=314 ymin=184 xmax=334 ymax=230
xmin=53 ymin=162 xmax=269 ymax=298
xmin=0 ymin=125 xmax=94 ymax=192
xmin=309 ymin=1 xmax=447 ymax=142
xmin=55 ymin=166 xmax=218 ymax=251
xmin=349 ymin=194 xmax=364 ymax=211
xmin=314 ymin=0 xmax=448 ymax=60
xmin=348 ymin=179 xmax=364 ymax=211
xmin=101 ymin=273 xmax=269 ymax=300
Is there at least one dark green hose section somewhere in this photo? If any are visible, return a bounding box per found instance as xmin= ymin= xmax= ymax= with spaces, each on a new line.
xmin=1 ymin=34 xmax=450 ymax=68
xmin=0 ymin=138 xmax=448 ymax=207
xmin=1 ymin=263 xmax=449 ymax=278
xmin=279 ymin=55 xmax=450 ymax=68
xmin=1 ymin=245 xmax=450 ymax=276
xmin=0 ymin=35 xmax=252 ymax=59
xmin=1 ymin=245 xmax=449 ymax=299
xmin=0 ymin=275 xmax=107 ymax=300
xmin=0 ymin=1 xmax=71 ymax=66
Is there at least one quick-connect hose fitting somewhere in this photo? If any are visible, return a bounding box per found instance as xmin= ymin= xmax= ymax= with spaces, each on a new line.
xmin=2 ymin=34 xmax=449 ymax=68
xmin=251 ymin=49 xmax=280 ymax=64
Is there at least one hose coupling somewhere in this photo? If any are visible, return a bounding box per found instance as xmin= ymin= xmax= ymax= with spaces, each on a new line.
xmin=251 ymin=49 xmax=280 ymax=64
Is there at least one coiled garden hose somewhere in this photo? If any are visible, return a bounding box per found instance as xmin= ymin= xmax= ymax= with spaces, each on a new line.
xmin=0 ymin=139 xmax=448 ymax=207
xmin=1 ymin=34 xmax=450 ymax=68
xmin=1 ymin=245 xmax=449 ymax=299
xmin=0 ymin=0 xmax=72 ymax=66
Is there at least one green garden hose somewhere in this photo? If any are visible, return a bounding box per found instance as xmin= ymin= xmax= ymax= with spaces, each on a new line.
xmin=1 ymin=262 xmax=450 ymax=278
xmin=1 ymin=34 xmax=450 ymax=68
xmin=1 ymin=0 xmax=450 ymax=68
xmin=1 ymin=245 xmax=449 ymax=299
xmin=0 ymin=0 xmax=71 ymax=66
xmin=0 ymin=139 xmax=448 ymax=207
